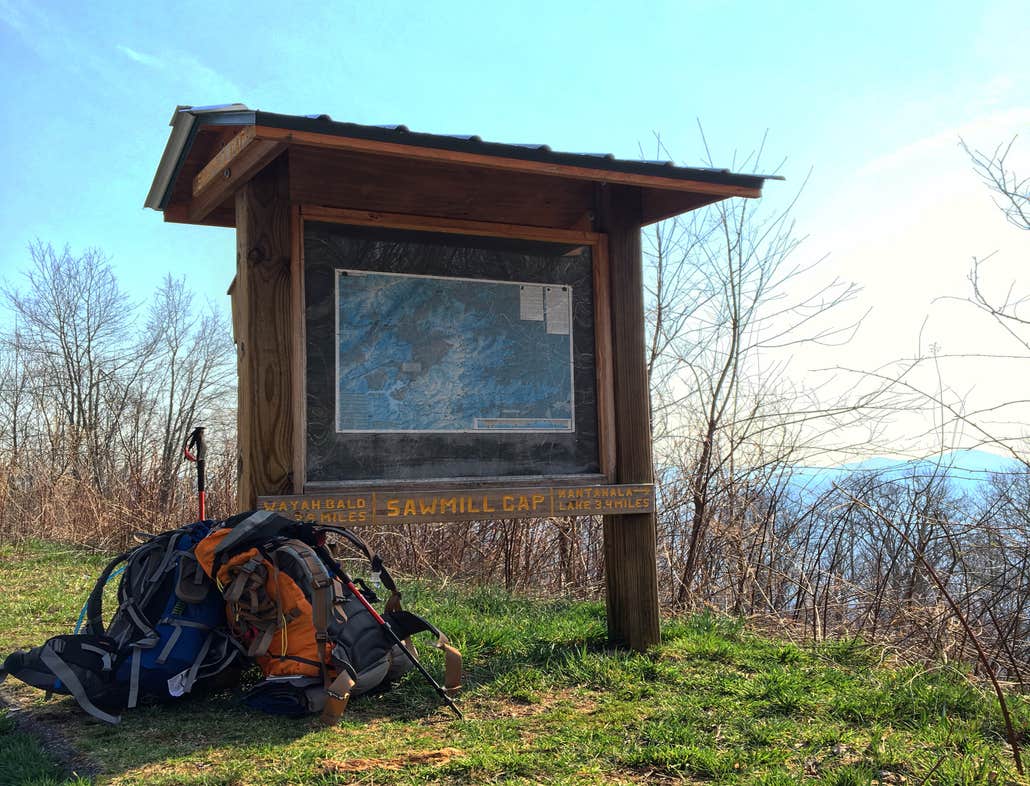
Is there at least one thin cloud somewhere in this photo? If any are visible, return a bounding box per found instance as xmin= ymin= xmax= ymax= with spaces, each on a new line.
xmin=856 ymin=107 xmax=1030 ymax=180
xmin=116 ymin=44 xmax=164 ymax=69
xmin=0 ymin=0 xmax=29 ymax=34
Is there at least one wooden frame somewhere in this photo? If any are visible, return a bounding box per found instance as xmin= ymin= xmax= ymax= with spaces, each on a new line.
xmin=291 ymin=204 xmax=616 ymax=491
xmin=290 ymin=204 xmax=306 ymax=493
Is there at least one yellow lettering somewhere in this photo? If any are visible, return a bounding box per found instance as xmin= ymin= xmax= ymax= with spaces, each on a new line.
xmin=441 ymin=498 xmax=457 ymax=514
xmin=483 ymin=497 xmax=495 ymax=513
xmin=418 ymin=498 xmax=438 ymax=515
xmin=403 ymin=499 xmax=417 ymax=516
xmin=532 ymin=494 xmax=545 ymax=510
xmin=502 ymin=495 xmax=515 ymax=512
xmin=386 ymin=499 xmax=400 ymax=517
xmin=262 ymin=501 xmax=275 ymax=511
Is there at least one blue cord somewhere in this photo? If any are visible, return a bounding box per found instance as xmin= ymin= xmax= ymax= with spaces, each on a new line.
xmin=73 ymin=566 xmax=125 ymax=634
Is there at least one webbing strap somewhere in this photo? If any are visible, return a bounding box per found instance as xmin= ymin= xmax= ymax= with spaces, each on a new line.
xmin=123 ymin=605 xmax=159 ymax=645
xmin=39 ymin=647 xmax=120 ymax=725
xmin=150 ymin=534 xmax=180 ymax=583
xmin=79 ymin=644 xmax=113 ymax=671
xmin=387 ymin=611 xmax=463 ymax=694
xmin=277 ymin=541 xmax=333 ymax=689
xmin=247 ymin=623 xmax=277 ymax=658
xmin=156 ymin=626 xmax=183 ymax=665
xmin=159 ymin=618 xmax=213 ymax=630
xmin=223 ymin=557 xmax=263 ymax=603
xmin=319 ymin=672 xmax=356 ymax=726
xmin=127 ymin=648 xmax=142 ymax=708
xmin=182 ymin=632 xmax=214 ymax=694
xmin=436 ymin=634 xmax=463 ymax=695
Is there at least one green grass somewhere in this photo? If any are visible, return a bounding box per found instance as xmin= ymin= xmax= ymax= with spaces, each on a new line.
xmin=0 ymin=539 xmax=1026 ymax=785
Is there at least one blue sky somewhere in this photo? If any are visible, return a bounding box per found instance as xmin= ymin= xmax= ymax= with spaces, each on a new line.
xmin=1 ymin=0 xmax=1028 ymax=453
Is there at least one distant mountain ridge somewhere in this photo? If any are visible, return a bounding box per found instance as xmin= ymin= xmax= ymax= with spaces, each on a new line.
xmin=786 ymin=449 xmax=1024 ymax=498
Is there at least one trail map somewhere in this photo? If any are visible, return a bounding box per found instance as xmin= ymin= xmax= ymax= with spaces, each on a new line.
xmin=336 ymin=270 xmax=575 ymax=433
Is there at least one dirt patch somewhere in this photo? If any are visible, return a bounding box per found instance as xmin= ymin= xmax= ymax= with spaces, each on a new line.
xmin=0 ymin=685 xmax=101 ymax=780
xmin=320 ymin=747 xmax=463 ymax=773
xmin=473 ymin=689 xmax=598 ymax=719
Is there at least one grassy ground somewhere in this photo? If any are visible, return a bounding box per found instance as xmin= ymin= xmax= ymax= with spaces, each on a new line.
xmin=0 ymin=540 xmax=1025 ymax=785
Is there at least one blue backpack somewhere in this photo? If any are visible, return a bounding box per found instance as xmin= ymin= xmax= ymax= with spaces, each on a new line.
xmin=0 ymin=521 xmax=241 ymax=723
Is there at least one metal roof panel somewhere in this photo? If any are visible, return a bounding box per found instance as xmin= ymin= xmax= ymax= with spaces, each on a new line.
xmin=146 ymin=104 xmax=781 ymax=212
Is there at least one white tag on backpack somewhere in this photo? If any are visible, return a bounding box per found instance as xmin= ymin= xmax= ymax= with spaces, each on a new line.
xmin=167 ymin=669 xmax=189 ymax=697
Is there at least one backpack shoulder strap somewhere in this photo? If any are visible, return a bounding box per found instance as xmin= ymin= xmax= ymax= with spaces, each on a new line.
xmin=276 ymin=540 xmax=334 ymax=688
xmin=84 ymin=550 xmax=131 ymax=636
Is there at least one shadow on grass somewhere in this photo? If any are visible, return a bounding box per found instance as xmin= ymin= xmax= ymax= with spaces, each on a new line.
xmin=2 ymin=620 xmax=618 ymax=783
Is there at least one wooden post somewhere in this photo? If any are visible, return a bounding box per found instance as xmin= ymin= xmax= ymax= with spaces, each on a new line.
xmin=234 ymin=154 xmax=294 ymax=509
xmin=598 ymin=184 xmax=661 ymax=650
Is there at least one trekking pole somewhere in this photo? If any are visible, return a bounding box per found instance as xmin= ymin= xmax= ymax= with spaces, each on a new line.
xmin=183 ymin=426 xmax=207 ymax=521
xmin=314 ymin=545 xmax=464 ymax=720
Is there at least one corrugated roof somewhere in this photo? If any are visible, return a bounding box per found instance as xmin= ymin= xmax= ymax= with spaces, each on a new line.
xmin=146 ymin=104 xmax=780 ymax=212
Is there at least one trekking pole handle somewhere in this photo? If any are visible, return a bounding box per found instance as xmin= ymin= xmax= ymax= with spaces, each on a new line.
xmin=184 ymin=426 xmax=207 ymax=521
xmin=183 ymin=426 xmax=207 ymax=464
xmin=316 ymin=547 xmax=463 ymax=720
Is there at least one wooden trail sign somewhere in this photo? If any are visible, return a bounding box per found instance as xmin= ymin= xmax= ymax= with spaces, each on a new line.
xmin=147 ymin=104 xmax=770 ymax=650
xmin=258 ymin=483 xmax=654 ymax=526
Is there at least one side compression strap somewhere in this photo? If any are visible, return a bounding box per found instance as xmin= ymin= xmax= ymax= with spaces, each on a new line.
xmin=39 ymin=646 xmax=121 ymax=725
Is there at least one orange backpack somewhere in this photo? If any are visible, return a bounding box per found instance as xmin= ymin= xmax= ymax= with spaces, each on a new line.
xmin=194 ymin=511 xmax=461 ymax=721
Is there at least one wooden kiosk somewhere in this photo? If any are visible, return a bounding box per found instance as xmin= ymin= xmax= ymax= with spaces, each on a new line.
xmin=146 ymin=104 xmax=770 ymax=650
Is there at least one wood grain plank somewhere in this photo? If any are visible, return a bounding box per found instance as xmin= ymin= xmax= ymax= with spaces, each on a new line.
xmin=641 ymin=189 xmax=722 ymax=226
xmin=290 ymin=205 xmax=306 ymax=494
xmin=299 ymin=204 xmax=600 ymax=244
xmin=163 ymin=204 xmax=235 ymax=227
xmin=235 ymin=155 xmax=295 ymax=508
xmin=289 ymin=146 xmax=595 ymax=229
xmin=592 ymin=233 xmax=616 ymax=482
xmin=192 ymin=127 xmax=257 ymax=196
xmin=258 ymin=483 xmax=654 ymax=525
xmin=598 ymin=184 xmax=661 ymax=651
xmin=190 ymin=139 xmax=287 ymax=222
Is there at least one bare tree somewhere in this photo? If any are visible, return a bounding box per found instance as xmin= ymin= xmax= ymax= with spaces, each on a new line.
xmin=962 ymin=135 xmax=1029 ymax=232
xmin=0 ymin=243 xmax=238 ymax=543
xmin=643 ymin=131 xmax=866 ymax=604
xmin=142 ymin=275 xmax=235 ymax=511
xmin=2 ymin=241 xmax=152 ymax=488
